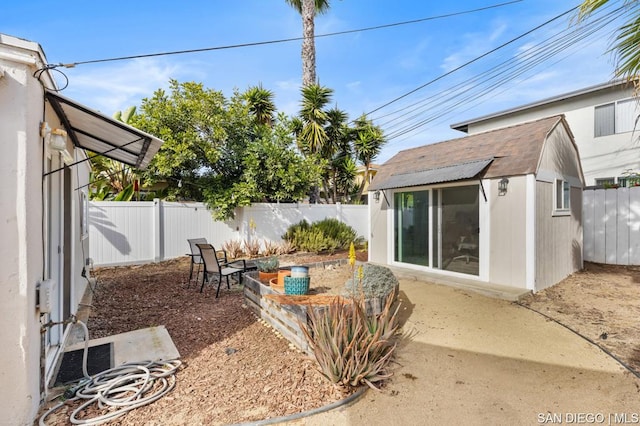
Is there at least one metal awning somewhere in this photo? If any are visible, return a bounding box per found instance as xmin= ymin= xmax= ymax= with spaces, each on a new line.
xmin=369 ymin=158 xmax=493 ymax=191
xmin=45 ymin=90 xmax=163 ymax=169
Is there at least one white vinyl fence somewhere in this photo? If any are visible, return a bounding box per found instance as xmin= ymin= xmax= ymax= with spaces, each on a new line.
xmin=89 ymin=201 xmax=368 ymax=266
xmin=583 ymin=186 xmax=640 ymax=265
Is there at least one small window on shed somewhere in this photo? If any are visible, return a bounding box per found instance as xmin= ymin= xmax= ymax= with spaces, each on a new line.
xmin=554 ymin=179 xmax=570 ymax=214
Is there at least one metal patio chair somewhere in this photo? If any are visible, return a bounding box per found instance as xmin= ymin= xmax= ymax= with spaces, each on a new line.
xmin=187 ymin=238 xmax=208 ymax=284
xmin=196 ymin=243 xmax=247 ymax=297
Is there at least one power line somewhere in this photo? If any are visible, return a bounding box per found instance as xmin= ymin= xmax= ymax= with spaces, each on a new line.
xmin=51 ymin=1 xmax=522 ymax=68
xmin=372 ymin=2 xmax=627 ymax=146
xmin=364 ymin=5 xmax=581 ymax=118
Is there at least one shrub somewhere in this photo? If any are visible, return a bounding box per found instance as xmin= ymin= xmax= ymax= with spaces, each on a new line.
xmin=221 ymin=240 xmax=243 ymax=259
xmin=243 ymin=239 xmax=261 ymax=258
xmin=282 ymin=218 xmax=359 ymax=253
xmin=343 ymin=264 xmax=399 ymax=299
xmin=301 ymin=293 xmax=399 ymax=390
xmin=278 ymin=240 xmax=296 ymax=255
xmin=262 ymin=240 xmax=280 ymax=256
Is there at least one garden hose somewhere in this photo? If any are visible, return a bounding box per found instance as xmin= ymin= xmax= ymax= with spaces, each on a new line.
xmin=39 ymin=319 xmax=181 ymax=425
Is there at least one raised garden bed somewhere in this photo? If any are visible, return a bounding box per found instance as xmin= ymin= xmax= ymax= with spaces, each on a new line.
xmin=243 ymin=260 xmax=399 ymax=354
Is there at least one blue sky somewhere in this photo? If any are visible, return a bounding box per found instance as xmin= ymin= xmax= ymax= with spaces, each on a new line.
xmin=2 ymin=1 xmax=621 ymax=162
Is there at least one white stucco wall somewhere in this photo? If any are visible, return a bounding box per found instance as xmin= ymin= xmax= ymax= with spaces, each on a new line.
xmin=0 ymin=34 xmax=92 ymax=425
xmin=368 ymin=190 xmax=390 ymax=264
xmin=0 ymin=36 xmax=47 ymax=425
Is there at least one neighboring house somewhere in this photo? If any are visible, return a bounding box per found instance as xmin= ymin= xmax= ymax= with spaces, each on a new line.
xmin=355 ymin=163 xmax=379 ymax=202
xmin=0 ymin=34 xmax=162 ymax=424
xmin=450 ymin=80 xmax=640 ymax=187
xmin=369 ymin=115 xmax=584 ymax=293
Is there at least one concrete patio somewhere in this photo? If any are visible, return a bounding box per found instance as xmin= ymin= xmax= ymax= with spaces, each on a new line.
xmin=290 ymin=278 xmax=640 ymax=425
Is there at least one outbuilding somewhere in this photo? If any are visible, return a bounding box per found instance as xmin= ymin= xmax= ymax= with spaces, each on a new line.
xmin=368 ymin=115 xmax=584 ymax=293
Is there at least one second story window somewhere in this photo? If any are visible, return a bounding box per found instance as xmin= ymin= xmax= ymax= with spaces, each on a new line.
xmin=594 ymin=98 xmax=637 ymax=137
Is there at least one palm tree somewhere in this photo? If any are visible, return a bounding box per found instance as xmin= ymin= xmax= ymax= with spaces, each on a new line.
xmin=298 ymin=84 xmax=332 ymax=154
xmin=353 ymin=115 xmax=386 ymax=201
xmin=245 ymin=84 xmax=276 ymax=127
xmin=285 ymin=0 xmax=331 ymax=87
xmin=324 ymin=107 xmax=352 ymax=202
xmin=578 ymin=0 xmax=640 ymax=80
xmin=295 ymin=83 xmax=333 ymax=202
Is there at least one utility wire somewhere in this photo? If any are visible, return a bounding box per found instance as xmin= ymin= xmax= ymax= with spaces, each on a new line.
xmin=364 ymin=5 xmax=581 ymax=118
xmin=371 ymin=2 xmax=627 ymax=145
xmin=51 ymin=1 xmax=522 ymax=68
xmin=383 ymin=4 xmax=626 ymax=140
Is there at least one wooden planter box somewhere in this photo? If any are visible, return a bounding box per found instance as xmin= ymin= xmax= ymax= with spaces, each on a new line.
xmin=243 ymin=259 xmax=398 ymax=354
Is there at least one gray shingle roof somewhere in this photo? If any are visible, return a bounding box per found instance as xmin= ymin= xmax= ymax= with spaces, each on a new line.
xmin=371 ymin=115 xmax=566 ymax=191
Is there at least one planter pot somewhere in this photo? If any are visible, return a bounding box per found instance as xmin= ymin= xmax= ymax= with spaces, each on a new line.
xmin=259 ymin=271 xmax=278 ymax=283
xmin=284 ymin=276 xmax=310 ymax=295
xmin=290 ymin=266 xmax=309 ymax=278
xmin=269 ymin=277 xmax=284 ymax=293
xmin=277 ymin=269 xmax=291 ymax=287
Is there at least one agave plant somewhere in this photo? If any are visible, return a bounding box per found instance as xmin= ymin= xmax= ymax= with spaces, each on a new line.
xmin=301 ymin=292 xmax=400 ymax=390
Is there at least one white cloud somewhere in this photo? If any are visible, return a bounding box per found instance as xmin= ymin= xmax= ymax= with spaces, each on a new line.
xmin=441 ymin=21 xmax=508 ymax=72
xmin=61 ymin=58 xmax=187 ymax=115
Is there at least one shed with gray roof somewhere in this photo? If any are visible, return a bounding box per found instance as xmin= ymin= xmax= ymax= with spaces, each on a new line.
xmin=368 ymin=115 xmax=584 ymax=292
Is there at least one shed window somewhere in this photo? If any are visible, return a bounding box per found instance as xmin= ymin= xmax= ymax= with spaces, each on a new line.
xmin=554 ymin=179 xmax=570 ymax=213
xmin=595 ymin=98 xmax=638 ymax=137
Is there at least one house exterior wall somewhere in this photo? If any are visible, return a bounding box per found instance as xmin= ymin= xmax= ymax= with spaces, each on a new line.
xmin=368 ymin=191 xmax=390 ymax=264
xmin=487 ymin=175 xmax=529 ymax=288
xmin=0 ymin=34 xmax=90 ymax=424
xmin=0 ymin=36 xmax=48 ymax=425
xmin=462 ymin=83 xmax=638 ymax=186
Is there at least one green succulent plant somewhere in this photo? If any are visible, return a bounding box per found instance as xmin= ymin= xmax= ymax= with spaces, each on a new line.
xmin=256 ymin=256 xmax=279 ymax=273
xmin=301 ymin=293 xmax=399 ymax=390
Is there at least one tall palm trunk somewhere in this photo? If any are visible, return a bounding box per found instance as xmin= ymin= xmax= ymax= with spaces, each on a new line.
xmin=301 ymin=0 xmax=316 ymax=87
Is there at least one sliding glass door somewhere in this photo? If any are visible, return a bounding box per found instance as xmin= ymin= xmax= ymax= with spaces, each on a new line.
xmin=440 ymin=186 xmax=479 ymax=275
xmin=393 ymin=185 xmax=479 ymax=276
xmin=394 ymin=191 xmax=429 ymax=266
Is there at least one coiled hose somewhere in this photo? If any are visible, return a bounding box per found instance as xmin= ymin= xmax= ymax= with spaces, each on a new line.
xmin=39 ymin=320 xmax=181 ymax=425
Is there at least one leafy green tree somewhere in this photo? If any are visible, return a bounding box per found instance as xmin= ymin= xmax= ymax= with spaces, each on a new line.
xmin=239 ymin=113 xmax=324 ymax=202
xmin=132 ymin=80 xmax=254 ymax=218
xmin=285 ymin=0 xmax=331 ymax=86
xmin=132 ymin=80 xmax=324 ymax=219
xmin=577 ymin=0 xmax=640 ymax=80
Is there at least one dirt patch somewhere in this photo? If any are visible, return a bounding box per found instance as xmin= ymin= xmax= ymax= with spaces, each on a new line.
xmin=42 ymin=251 xmax=365 ymax=425
xmin=41 ymin=255 xmax=640 ymax=424
xmin=519 ymin=261 xmax=640 ymax=374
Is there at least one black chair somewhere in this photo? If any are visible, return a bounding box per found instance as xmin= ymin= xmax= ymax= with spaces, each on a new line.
xmin=196 ymin=243 xmax=247 ymax=297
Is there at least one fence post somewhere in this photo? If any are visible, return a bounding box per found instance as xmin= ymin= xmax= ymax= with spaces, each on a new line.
xmin=336 ymin=202 xmax=342 ymax=223
xmin=153 ymin=198 xmax=162 ymax=262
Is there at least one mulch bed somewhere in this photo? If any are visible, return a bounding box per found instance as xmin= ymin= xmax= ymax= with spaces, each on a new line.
xmin=40 ymin=251 xmax=365 ymax=425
